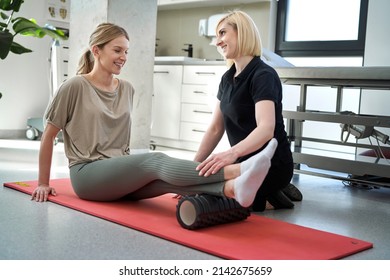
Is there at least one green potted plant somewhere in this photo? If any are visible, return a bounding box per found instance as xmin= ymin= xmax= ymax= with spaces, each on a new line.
xmin=0 ymin=0 xmax=68 ymax=99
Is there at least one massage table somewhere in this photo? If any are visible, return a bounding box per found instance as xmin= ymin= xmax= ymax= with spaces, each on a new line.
xmin=275 ymin=66 xmax=390 ymax=187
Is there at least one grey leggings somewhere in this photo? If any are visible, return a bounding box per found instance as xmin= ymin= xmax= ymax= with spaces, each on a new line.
xmin=69 ymin=152 xmax=225 ymax=201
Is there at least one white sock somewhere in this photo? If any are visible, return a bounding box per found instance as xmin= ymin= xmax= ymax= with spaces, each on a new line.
xmin=234 ymin=138 xmax=278 ymax=207
xmin=240 ymin=138 xmax=278 ymax=173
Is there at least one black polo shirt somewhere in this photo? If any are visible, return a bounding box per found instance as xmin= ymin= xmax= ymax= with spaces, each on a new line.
xmin=217 ymin=56 xmax=290 ymax=163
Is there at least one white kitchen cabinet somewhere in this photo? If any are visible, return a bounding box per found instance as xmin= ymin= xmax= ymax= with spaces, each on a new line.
xmin=181 ymin=84 xmax=210 ymax=104
xmin=180 ymin=65 xmax=227 ymax=144
xmin=151 ymin=63 xmax=227 ymax=151
xmin=182 ymin=65 xmax=226 ymax=85
xmin=181 ymin=103 xmax=213 ymax=124
xmin=151 ymin=65 xmax=183 ymax=140
xmin=180 ymin=122 xmax=209 ymax=142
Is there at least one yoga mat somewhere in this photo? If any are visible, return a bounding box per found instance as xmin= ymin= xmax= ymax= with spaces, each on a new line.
xmin=3 ymin=179 xmax=373 ymax=260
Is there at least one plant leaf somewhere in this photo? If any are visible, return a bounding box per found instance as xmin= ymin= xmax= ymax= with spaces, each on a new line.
xmin=1 ymin=10 xmax=10 ymax=20
xmin=0 ymin=0 xmax=24 ymax=12
xmin=13 ymin=17 xmax=45 ymax=37
xmin=12 ymin=17 xmax=68 ymax=40
xmin=0 ymin=29 xmax=12 ymax=59
xmin=10 ymin=40 xmax=31 ymax=54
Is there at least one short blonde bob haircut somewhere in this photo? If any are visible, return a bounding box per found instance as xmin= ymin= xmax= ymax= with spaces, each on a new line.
xmin=216 ymin=10 xmax=262 ymax=66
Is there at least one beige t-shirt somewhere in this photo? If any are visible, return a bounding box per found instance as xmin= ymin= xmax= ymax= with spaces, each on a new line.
xmin=45 ymin=75 xmax=135 ymax=167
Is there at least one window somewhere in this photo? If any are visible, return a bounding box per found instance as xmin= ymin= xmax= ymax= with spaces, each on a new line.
xmin=275 ymin=0 xmax=369 ymax=57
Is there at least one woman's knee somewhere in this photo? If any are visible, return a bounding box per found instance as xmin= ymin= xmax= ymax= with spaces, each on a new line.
xmin=145 ymin=152 xmax=169 ymax=162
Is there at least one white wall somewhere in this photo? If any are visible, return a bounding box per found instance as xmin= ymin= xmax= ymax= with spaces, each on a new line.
xmin=360 ymin=0 xmax=390 ymax=114
xmin=155 ymin=2 xmax=271 ymax=59
xmin=0 ymin=0 xmax=59 ymax=137
xmin=363 ymin=0 xmax=390 ymax=67
xmin=358 ymin=0 xmax=390 ymax=149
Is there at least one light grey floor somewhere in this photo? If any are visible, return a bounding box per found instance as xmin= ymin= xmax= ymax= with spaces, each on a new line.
xmin=0 ymin=139 xmax=389 ymax=260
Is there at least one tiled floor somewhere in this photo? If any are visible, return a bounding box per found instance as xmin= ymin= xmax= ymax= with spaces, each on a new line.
xmin=0 ymin=139 xmax=389 ymax=259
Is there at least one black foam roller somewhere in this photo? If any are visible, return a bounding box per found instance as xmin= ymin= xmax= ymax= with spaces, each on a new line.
xmin=176 ymin=194 xmax=250 ymax=230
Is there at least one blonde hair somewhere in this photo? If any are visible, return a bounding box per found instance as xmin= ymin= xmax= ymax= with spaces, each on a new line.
xmin=77 ymin=23 xmax=129 ymax=75
xmin=216 ymin=11 xmax=262 ymax=66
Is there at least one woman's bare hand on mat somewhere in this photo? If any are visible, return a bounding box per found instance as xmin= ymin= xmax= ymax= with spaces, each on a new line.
xmin=31 ymin=185 xmax=57 ymax=202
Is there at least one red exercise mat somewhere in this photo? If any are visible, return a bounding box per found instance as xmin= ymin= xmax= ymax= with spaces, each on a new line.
xmin=3 ymin=179 xmax=373 ymax=260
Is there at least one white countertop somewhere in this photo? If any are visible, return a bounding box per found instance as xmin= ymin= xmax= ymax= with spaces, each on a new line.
xmin=154 ymin=56 xmax=225 ymax=65
xmin=276 ymin=66 xmax=390 ymax=88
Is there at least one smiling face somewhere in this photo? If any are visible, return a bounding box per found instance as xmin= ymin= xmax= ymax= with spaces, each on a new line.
xmin=93 ymin=35 xmax=129 ymax=75
xmin=215 ymin=21 xmax=238 ymax=60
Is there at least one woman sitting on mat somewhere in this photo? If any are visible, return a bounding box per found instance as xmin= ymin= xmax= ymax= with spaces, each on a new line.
xmin=194 ymin=11 xmax=302 ymax=211
xmin=31 ymin=22 xmax=277 ymax=209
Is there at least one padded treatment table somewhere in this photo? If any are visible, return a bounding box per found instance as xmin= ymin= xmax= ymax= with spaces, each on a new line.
xmin=275 ymin=66 xmax=390 ymax=187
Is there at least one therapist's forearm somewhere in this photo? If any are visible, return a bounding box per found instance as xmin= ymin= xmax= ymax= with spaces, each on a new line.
xmin=229 ymin=125 xmax=274 ymax=159
xmin=194 ymin=128 xmax=224 ymax=162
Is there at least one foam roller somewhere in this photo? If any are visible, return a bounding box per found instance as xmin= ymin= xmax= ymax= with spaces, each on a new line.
xmin=176 ymin=194 xmax=251 ymax=230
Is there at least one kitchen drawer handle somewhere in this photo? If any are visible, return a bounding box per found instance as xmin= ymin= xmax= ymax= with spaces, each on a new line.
xmin=195 ymin=72 xmax=215 ymax=75
xmin=192 ymin=129 xmax=206 ymax=133
xmin=193 ymin=91 xmax=207 ymax=94
xmin=193 ymin=110 xmax=212 ymax=114
xmin=154 ymin=71 xmax=169 ymax=74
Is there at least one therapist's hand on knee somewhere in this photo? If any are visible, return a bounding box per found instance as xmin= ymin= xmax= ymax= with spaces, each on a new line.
xmin=196 ymin=150 xmax=238 ymax=177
